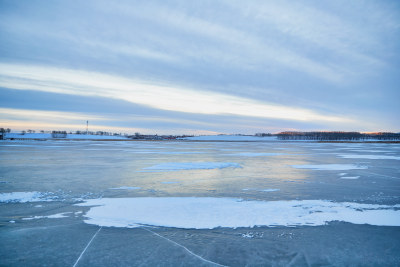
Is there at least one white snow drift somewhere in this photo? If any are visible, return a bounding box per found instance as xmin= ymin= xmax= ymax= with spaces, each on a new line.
xmin=0 ymin=191 xmax=55 ymax=203
xmin=77 ymin=197 xmax=400 ymax=229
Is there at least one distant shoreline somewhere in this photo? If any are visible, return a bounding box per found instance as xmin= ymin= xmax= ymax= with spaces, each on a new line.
xmin=1 ymin=138 xmax=399 ymax=143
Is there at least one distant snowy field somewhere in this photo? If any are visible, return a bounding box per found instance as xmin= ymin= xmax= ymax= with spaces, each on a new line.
xmin=182 ymin=135 xmax=277 ymax=141
xmin=4 ymin=133 xmax=129 ymax=140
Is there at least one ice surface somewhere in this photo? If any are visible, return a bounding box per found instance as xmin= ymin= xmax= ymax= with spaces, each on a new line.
xmin=0 ymin=192 xmax=55 ymax=203
xmin=130 ymin=151 xmax=205 ymax=154
xmin=229 ymin=153 xmax=284 ymax=157
xmin=292 ymin=164 xmax=368 ymax=170
xmin=338 ymin=154 xmax=400 ymax=160
xmin=77 ymin=197 xmax=400 ymax=229
xmin=143 ymin=162 xmax=241 ymax=171
xmin=349 ymin=150 xmax=391 ymax=153
xmin=109 ymin=186 xmax=141 ymax=190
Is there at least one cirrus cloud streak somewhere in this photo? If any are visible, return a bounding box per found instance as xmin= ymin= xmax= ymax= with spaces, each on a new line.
xmin=0 ymin=63 xmax=351 ymax=124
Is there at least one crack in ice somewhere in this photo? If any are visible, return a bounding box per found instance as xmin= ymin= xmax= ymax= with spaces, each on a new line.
xmin=72 ymin=226 xmax=102 ymax=267
xmin=142 ymin=227 xmax=227 ymax=266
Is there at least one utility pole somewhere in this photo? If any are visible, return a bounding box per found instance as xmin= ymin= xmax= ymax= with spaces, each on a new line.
xmin=86 ymin=120 xmax=88 ymax=135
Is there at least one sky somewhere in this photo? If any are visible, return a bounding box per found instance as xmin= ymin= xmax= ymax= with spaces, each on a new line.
xmin=0 ymin=0 xmax=399 ymax=135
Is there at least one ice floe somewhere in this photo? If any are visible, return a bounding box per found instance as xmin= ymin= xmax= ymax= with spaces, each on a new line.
xmin=242 ymin=188 xmax=280 ymax=192
xmin=143 ymin=162 xmax=241 ymax=171
xmin=22 ymin=212 xmax=72 ymax=220
xmin=340 ymin=176 xmax=360 ymax=180
xmin=77 ymin=197 xmax=400 ymax=229
xmin=338 ymin=154 xmax=400 ymax=160
xmin=0 ymin=191 xmax=56 ymax=203
xmin=292 ymin=164 xmax=367 ymax=170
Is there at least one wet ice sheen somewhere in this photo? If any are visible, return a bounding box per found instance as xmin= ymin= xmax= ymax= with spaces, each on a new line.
xmin=77 ymin=197 xmax=400 ymax=229
xmin=338 ymin=154 xmax=400 ymax=160
xmin=143 ymin=162 xmax=241 ymax=171
xmin=292 ymin=164 xmax=367 ymax=170
xmin=109 ymin=186 xmax=141 ymax=190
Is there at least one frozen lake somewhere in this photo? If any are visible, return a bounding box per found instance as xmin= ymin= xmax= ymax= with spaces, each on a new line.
xmin=1 ymin=140 xmax=400 ymax=266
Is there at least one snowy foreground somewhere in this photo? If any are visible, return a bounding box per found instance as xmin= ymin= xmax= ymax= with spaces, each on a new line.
xmin=1 ymin=140 xmax=400 ymax=266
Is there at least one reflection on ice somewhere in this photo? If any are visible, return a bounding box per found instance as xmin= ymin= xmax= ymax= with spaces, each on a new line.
xmin=228 ymin=152 xmax=284 ymax=157
xmin=292 ymin=164 xmax=368 ymax=170
xmin=338 ymin=154 xmax=400 ymax=160
xmin=109 ymin=186 xmax=141 ymax=190
xmin=143 ymin=162 xmax=241 ymax=171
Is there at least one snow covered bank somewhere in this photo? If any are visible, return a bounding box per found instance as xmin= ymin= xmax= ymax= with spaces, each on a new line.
xmin=182 ymin=135 xmax=277 ymax=141
xmin=77 ymin=197 xmax=400 ymax=229
xmin=3 ymin=133 xmax=129 ymax=140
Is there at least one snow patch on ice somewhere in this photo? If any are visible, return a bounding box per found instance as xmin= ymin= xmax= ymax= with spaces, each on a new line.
xmin=292 ymin=164 xmax=367 ymax=170
xmin=338 ymin=154 xmax=400 ymax=160
xmin=242 ymin=188 xmax=280 ymax=192
xmin=143 ymin=162 xmax=241 ymax=171
xmin=77 ymin=197 xmax=400 ymax=229
xmin=0 ymin=192 xmax=56 ymax=203
xmin=22 ymin=212 xmax=72 ymax=220
xmin=340 ymin=176 xmax=360 ymax=180
xmin=241 ymin=232 xmax=264 ymax=238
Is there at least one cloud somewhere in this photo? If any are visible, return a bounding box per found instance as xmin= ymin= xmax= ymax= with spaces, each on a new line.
xmin=0 ymin=63 xmax=351 ymax=124
xmin=0 ymin=0 xmax=398 ymax=133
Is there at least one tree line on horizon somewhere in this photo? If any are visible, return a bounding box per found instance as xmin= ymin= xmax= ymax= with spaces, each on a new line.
xmin=275 ymin=131 xmax=400 ymax=140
